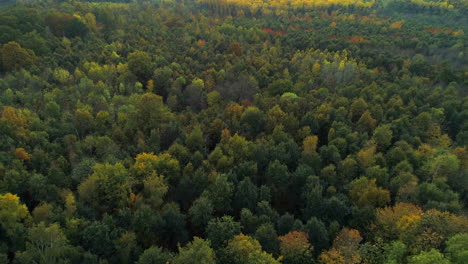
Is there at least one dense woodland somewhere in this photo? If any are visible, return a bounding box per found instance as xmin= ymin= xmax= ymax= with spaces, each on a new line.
xmin=0 ymin=0 xmax=467 ymax=263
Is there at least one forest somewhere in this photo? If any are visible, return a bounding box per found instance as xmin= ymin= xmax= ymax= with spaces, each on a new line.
xmin=0 ymin=0 xmax=467 ymax=263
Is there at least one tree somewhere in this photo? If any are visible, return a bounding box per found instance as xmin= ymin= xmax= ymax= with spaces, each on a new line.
xmin=303 ymin=135 xmax=319 ymax=155
xmin=159 ymin=203 xmax=188 ymax=249
xmin=189 ymin=196 xmax=214 ymax=233
xmin=266 ymin=160 xmax=290 ymax=194
xmin=206 ymin=216 xmax=242 ymax=249
xmin=373 ymin=124 xmax=393 ymax=151
xmin=277 ymin=213 xmax=295 ymax=236
xmin=234 ymin=177 xmax=258 ymax=211
xmin=319 ymin=228 xmax=362 ymax=264
xmin=45 ymin=13 xmax=72 ymax=36
xmin=0 ymin=193 xmax=30 ymax=254
xmin=255 ymin=223 xmax=279 ymax=254
xmin=142 ymin=173 xmax=168 ymax=210
xmin=128 ymin=51 xmax=153 ymax=83
xmin=221 ymin=234 xmax=281 ymax=264
xmin=133 ymin=93 xmax=173 ymax=134
xmin=31 ymin=203 xmax=54 ymax=224
xmin=137 ymin=246 xmax=173 ymax=264
xmin=357 ymin=111 xmax=377 ymax=134
xmin=408 ymin=249 xmax=450 ymax=264
xmin=81 ymin=220 xmax=118 ymax=258
xmin=64 ymin=17 xmax=89 ymax=38
xmin=0 ymin=41 xmax=36 ymax=72
xmin=78 ymin=163 xmax=131 ymax=214
xmin=172 ymin=237 xmax=216 ymax=264
xmin=305 ymin=217 xmax=330 ymax=253
xmin=184 ymin=79 xmax=207 ymax=112
xmin=268 ymin=79 xmax=293 ymax=96
xmin=373 ymin=203 xmax=423 ymax=241
xmin=357 ymin=143 xmax=377 ymax=169
xmin=302 ymin=176 xmax=323 ymax=220
xmin=202 ymin=174 xmax=233 ymax=214
xmin=14 ymin=148 xmax=31 ymax=161
xmin=445 ymin=233 xmax=468 ymax=264
xmin=348 ymin=98 xmax=368 ymax=122
xmin=279 ymin=231 xmax=314 ymax=264
xmin=15 ymin=223 xmax=76 ymax=264
xmin=349 ymin=177 xmax=390 ymax=208
xmin=186 ymin=126 xmax=205 ymax=152
xmin=74 ymin=109 xmax=94 ymax=137
xmin=133 ymin=152 xmax=180 ymax=181
xmin=115 ymin=232 xmax=138 ymax=264
xmin=240 ymin=107 xmax=266 ymax=138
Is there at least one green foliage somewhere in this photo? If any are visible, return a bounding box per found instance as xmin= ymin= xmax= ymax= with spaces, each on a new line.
xmin=78 ymin=163 xmax=130 ymax=214
xmin=0 ymin=41 xmax=36 ymax=72
xmin=408 ymin=249 xmax=451 ymax=264
xmin=0 ymin=1 xmax=466 ymax=263
xmin=221 ymin=234 xmax=281 ymax=264
xmin=128 ymin=51 xmax=153 ymax=83
xmin=445 ymin=233 xmax=468 ymax=264
xmin=136 ymin=246 xmax=173 ymax=264
xmin=15 ymin=223 xmax=76 ymax=264
xmin=172 ymin=237 xmax=216 ymax=264
xmin=206 ymin=216 xmax=242 ymax=249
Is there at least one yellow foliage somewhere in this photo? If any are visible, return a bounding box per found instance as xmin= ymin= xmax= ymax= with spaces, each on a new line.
xmin=358 ymin=142 xmax=377 ymax=168
xmin=320 ymin=228 xmax=362 ymax=264
xmin=312 ymin=62 xmax=321 ymax=74
xmin=14 ymin=148 xmax=31 ymax=160
xmin=389 ymin=21 xmax=404 ymax=29
xmin=1 ymin=106 xmax=27 ymax=128
xmin=134 ymin=152 xmax=159 ymax=175
xmin=303 ymin=135 xmax=319 ymax=154
xmin=60 ymin=189 xmax=77 ymax=218
xmin=374 ymin=203 xmax=424 ymax=240
xmin=199 ymin=0 xmax=456 ymax=12
xmin=0 ymin=193 xmax=30 ymax=235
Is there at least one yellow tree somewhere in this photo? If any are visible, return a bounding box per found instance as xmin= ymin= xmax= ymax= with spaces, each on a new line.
xmin=222 ymin=234 xmax=281 ymax=264
xmin=349 ymin=177 xmax=390 ymax=208
xmin=279 ymin=231 xmax=313 ymax=264
xmin=320 ymin=228 xmax=362 ymax=264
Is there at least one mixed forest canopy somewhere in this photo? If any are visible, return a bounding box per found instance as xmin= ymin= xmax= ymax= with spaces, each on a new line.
xmin=0 ymin=0 xmax=467 ymax=263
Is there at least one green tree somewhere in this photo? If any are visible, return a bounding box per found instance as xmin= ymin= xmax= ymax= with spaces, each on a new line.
xmin=255 ymin=223 xmax=279 ymax=254
xmin=408 ymin=249 xmax=450 ymax=264
xmin=202 ymin=174 xmax=233 ymax=214
xmin=0 ymin=41 xmax=36 ymax=72
xmin=115 ymin=231 xmax=139 ymax=264
xmin=445 ymin=233 xmax=468 ymax=264
xmin=172 ymin=237 xmax=216 ymax=264
xmin=78 ymin=163 xmax=131 ymax=214
xmin=136 ymin=246 xmax=173 ymax=264
xmin=233 ymin=177 xmax=258 ymax=211
xmin=268 ymin=79 xmax=293 ymax=96
xmin=142 ymin=173 xmax=168 ymax=210
xmin=206 ymin=216 xmax=242 ymax=249
xmin=128 ymin=51 xmax=153 ymax=83
xmin=186 ymin=126 xmax=205 ymax=152
xmin=240 ymin=107 xmax=266 ymax=139
xmin=305 ymin=217 xmax=330 ymax=253
xmin=133 ymin=93 xmax=173 ymax=133
xmin=188 ymin=196 xmax=214 ymax=233
xmin=15 ymin=223 xmax=75 ymax=264
xmin=373 ymin=124 xmax=393 ymax=151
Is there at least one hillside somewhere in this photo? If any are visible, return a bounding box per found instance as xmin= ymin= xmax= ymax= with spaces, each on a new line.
xmin=0 ymin=0 xmax=467 ymax=263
